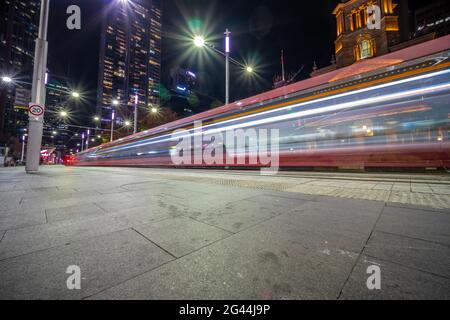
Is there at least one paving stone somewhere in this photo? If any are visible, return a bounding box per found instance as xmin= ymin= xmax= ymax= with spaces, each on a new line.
xmin=276 ymin=199 xmax=382 ymax=243
xmin=339 ymin=255 xmax=450 ymax=300
xmin=45 ymin=203 xmax=107 ymax=223
xmin=90 ymin=222 xmax=359 ymax=300
xmin=0 ymin=204 xmax=175 ymax=260
xmin=376 ymin=206 xmax=450 ymax=245
xmin=0 ymin=229 xmax=174 ymax=299
xmin=392 ymin=183 xmax=411 ymax=192
xmin=0 ymin=208 xmax=47 ymax=232
xmin=190 ymin=198 xmax=308 ymax=233
xmin=135 ymin=217 xmax=232 ymax=257
xmin=364 ymin=231 xmax=450 ymax=278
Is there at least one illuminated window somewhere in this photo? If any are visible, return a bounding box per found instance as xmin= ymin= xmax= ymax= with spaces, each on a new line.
xmin=360 ymin=40 xmax=374 ymax=60
xmin=383 ymin=0 xmax=395 ymax=14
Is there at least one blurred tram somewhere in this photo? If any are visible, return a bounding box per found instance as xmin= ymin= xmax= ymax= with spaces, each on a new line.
xmin=73 ymin=36 xmax=450 ymax=169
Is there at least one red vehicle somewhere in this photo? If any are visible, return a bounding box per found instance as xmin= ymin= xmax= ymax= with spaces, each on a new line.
xmin=63 ymin=155 xmax=75 ymax=166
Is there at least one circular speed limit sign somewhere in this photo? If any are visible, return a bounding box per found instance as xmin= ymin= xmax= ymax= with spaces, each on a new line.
xmin=29 ymin=104 xmax=44 ymax=117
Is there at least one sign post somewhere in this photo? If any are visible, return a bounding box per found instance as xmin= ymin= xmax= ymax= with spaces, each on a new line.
xmin=25 ymin=0 xmax=50 ymax=173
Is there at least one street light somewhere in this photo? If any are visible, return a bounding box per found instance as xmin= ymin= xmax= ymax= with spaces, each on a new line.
xmin=193 ymin=35 xmax=205 ymax=47
xmin=94 ymin=116 xmax=100 ymax=122
xmin=225 ymin=29 xmax=230 ymax=105
xmin=71 ymin=91 xmax=80 ymax=98
xmin=110 ymin=110 xmax=115 ymax=142
xmin=1 ymin=76 xmax=13 ymax=83
xmin=133 ymin=94 xmax=138 ymax=134
xmin=60 ymin=111 xmax=68 ymax=118
xmin=124 ymin=121 xmax=131 ymax=127
xmin=193 ymin=29 xmax=248 ymax=105
xmin=151 ymin=107 xmax=158 ymax=114
xmin=112 ymin=99 xmax=119 ymax=106
xmin=21 ymin=135 xmax=26 ymax=163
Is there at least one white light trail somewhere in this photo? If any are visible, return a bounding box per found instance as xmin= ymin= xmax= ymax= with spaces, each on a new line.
xmin=94 ymin=69 xmax=450 ymax=155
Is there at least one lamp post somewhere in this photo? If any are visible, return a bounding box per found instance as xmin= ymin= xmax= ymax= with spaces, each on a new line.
xmin=111 ymin=99 xmax=119 ymax=142
xmin=133 ymin=94 xmax=138 ymax=134
xmin=193 ymin=30 xmax=254 ymax=105
xmin=110 ymin=110 xmax=115 ymax=142
xmin=224 ymin=29 xmax=230 ymax=105
xmin=26 ymin=0 xmax=50 ymax=173
xmin=86 ymin=129 xmax=90 ymax=150
xmin=21 ymin=135 xmax=26 ymax=164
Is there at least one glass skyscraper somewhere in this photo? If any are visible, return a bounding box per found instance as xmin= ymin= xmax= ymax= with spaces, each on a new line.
xmin=0 ymin=0 xmax=39 ymax=140
xmin=96 ymin=0 xmax=162 ymax=125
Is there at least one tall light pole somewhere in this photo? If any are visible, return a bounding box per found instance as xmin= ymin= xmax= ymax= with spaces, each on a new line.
xmin=193 ymin=30 xmax=254 ymax=105
xmin=86 ymin=129 xmax=90 ymax=150
xmin=21 ymin=135 xmax=26 ymax=163
xmin=81 ymin=133 xmax=85 ymax=152
xmin=110 ymin=110 xmax=115 ymax=142
xmin=224 ymin=29 xmax=231 ymax=105
xmin=133 ymin=94 xmax=138 ymax=134
xmin=26 ymin=0 xmax=50 ymax=173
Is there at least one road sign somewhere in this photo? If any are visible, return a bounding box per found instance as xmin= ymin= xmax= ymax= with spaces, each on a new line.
xmin=28 ymin=103 xmax=45 ymax=118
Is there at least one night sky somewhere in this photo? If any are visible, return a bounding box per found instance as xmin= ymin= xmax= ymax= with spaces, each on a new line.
xmin=46 ymin=0 xmax=430 ymax=117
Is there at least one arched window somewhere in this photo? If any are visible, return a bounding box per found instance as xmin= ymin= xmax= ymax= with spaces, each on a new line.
xmin=360 ymin=40 xmax=374 ymax=59
xmin=354 ymin=39 xmax=374 ymax=61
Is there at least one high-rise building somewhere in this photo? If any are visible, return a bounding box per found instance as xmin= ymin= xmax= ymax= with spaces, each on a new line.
xmin=0 ymin=0 xmax=39 ymax=141
xmin=96 ymin=0 xmax=162 ymax=126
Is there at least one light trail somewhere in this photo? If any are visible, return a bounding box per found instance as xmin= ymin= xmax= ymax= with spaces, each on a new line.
xmin=93 ymin=69 xmax=450 ymax=155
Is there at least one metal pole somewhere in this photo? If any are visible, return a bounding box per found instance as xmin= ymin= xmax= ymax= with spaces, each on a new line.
xmin=225 ymin=29 xmax=230 ymax=105
xmin=110 ymin=111 xmax=115 ymax=142
xmin=133 ymin=94 xmax=138 ymax=134
xmin=86 ymin=130 xmax=90 ymax=150
xmin=81 ymin=133 xmax=85 ymax=152
xmin=21 ymin=135 xmax=26 ymax=163
xmin=26 ymin=0 xmax=50 ymax=173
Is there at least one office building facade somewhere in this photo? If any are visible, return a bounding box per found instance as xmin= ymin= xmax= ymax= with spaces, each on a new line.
xmin=0 ymin=0 xmax=39 ymax=141
xmin=96 ymin=0 xmax=162 ymax=125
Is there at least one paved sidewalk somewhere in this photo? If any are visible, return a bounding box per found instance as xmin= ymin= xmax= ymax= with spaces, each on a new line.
xmin=0 ymin=166 xmax=449 ymax=299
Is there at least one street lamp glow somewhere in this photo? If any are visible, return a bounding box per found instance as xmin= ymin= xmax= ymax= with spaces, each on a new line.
xmin=246 ymin=66 xmax=254 ymax=73
xmin=71 ymin=91 xmax=80 ymax=98
xmin=194 ymin=36 xmax=205 ymax=47
xmin=52 ymin=131 xmax=57 ymax=135
xmin=60 ymin=111 xmax=68 ymax=117
xmin=94 ymin=116 xmax=100 ymax=122
xmin=1 ymin=76 xmax=13 ymax=83
xmin=112 ymin=99 xmax=119 ymax=106
xmin=124 ymin=121 xmax=131 ymax=127
xmin=151 ymin=107 xmax=158 ymax=114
